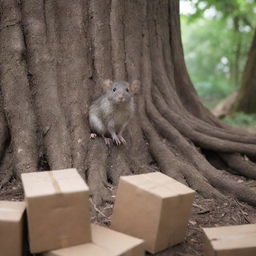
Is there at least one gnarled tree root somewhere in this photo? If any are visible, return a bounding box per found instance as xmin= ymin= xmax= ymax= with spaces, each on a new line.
xmin=0 ymin=0 xmax=255 ymax=212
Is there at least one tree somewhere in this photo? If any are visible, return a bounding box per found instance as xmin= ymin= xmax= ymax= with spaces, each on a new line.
xmin=1 ymin=0 xmax=256 ymax=211
xmin=181 ymin=0 xmax=256 ymax=96
xmin=212 ymin=29 xmax=256 ymax=117
xmin=212 ymin=30 xmax=256 ymax=117
xmin=234 ymin=29 xmax=256 ymax=113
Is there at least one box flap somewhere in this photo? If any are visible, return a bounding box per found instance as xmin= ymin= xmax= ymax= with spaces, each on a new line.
xmin=21 ymin=169 xmax=88 ymax=197
xmin=203 ymin=224 xmax=256 ymax=251
xmin=44 ymin=243 xmax=117 ymax=256
xmin=0 ymin=201 xmax=25 ymax=222
xmin=92 ymin=224 xmax=144 ymax=255
xmin=120 ymin=172 xmax=195 ymax=198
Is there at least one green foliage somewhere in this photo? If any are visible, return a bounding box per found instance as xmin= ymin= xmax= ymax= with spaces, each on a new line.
xmin=185 ymin=0 xmax=256 ymax=27
xmin=181 ymin=0 xmax=256 ymax=129
xmin=180 ymin=0 xmax=256 ymax=100
xmin=223 ymin=112 xmax=256 ymax=130
xmin=195 ymin=80 xmax=234 ymax=99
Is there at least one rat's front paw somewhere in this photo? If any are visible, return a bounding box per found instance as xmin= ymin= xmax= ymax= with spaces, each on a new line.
xmin=112 ymin=134 xmax=121 ymax=145
xmin=118 ymin=135 xmax=126 ymax=144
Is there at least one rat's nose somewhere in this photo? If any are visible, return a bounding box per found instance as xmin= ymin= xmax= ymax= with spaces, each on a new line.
xmin=118 ymin=95 xmax=124 ymax=101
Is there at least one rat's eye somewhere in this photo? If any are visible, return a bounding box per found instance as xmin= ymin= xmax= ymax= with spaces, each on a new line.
xmin=113 ymin=88 xmax=116 ymax=92
xmin=126 ymin=88 xmax=129 ymax=92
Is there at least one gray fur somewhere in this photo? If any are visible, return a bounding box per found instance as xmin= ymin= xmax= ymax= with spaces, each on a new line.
xmin=89 ymin=80 xmax=139 ymax=144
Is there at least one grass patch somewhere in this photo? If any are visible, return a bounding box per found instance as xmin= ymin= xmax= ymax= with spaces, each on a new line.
xmin=223 ymin=112 xmax=256 ymax=131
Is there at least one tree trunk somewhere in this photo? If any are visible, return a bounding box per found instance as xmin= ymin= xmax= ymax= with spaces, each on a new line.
xmin=1 ymin=0 xmax=256 ymax=213
xmin=234 ymin=28 xmax=256 ymax=113
xmin=230 ymin=16 xmax=242 ymax=87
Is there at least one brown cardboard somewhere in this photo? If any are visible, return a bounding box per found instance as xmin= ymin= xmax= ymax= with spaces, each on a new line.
xmin=203 ymin=224 xmax=256 ymax=256
xmin=21 ymin=168 xmax=91 ymax=253
xmin=92 ymin=223 xmax=145 ymax=256
xmin=111 ymin=172 xmax=195 ymax=253
xmin=43 ymin=224 xmax=145 ymax=256
xmin=0 ymin=201 xmax=26 ymax=256
xmin=43 ymin=243 xmax=117 ymax=256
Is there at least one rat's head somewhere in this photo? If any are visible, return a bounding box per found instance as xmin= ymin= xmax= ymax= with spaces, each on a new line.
xmin=102 ymin=79 xmax=140 ymax=105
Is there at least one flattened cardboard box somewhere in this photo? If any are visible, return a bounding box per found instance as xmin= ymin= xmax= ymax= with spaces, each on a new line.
xmin=203 ymin=224 xmax=256 ymax=256
xmin=43 ymin=224 xmax=145 ymax=256
xmin=92 ymin=223 xmax=145 ymax=256
xmin=21 ymin=169 xmax=91 ymax=253
xmin=111 ymin=172 xmax=195 ymax=253
xmin=0 ymin=201 xmax=26 ymax=256
xmin=43 ymin=243 xmax=117 ymax=256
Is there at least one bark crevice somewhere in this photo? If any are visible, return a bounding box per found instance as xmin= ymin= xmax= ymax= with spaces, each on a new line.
xmin=0 ymin=0 xmax=256 ymax=210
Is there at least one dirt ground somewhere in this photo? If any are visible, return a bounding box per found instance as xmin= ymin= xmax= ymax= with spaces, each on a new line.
xmin=1 ymin=173 xmax=256 ymax=256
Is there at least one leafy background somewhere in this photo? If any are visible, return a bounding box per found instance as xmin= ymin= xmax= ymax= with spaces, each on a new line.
xmin=180 ymin=0 xmax=256 ymax=130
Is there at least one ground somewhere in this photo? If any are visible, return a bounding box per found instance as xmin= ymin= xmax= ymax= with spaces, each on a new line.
xmin=1 ymin=158 xmax=256 ymax=256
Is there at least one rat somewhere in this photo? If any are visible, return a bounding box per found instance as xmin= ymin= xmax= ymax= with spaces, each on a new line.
xmin=89 ymin=79 xmax=140 ymax=145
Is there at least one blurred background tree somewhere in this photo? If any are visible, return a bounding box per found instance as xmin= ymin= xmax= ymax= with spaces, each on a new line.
xmin=234 ymin=29 xmax=256 ymax=113
xmin=180 ymin=0 xmax=256 ymax=128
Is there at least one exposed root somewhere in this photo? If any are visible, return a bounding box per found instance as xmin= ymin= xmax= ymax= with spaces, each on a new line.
xmin=108 ymin=146 xmax=132 ymax=185
xmin=149 ymin=1 xmax=256 ymax=147
xmin=140 ymin=11 xmax=184 ymax=183
xmin=153 ymin=89 xmax=256 ymax=157
xmin=140 ymin=113 xmax=185 ymax=184
xmin=145 ymin=1 xmax=256 ymax=205
xmin=193 ymin=118 xmax=256 ymax=145
xmin=151 ymin=89 xmax=256 ymax=204
xmin=87 ymin=139 xmax=113 ymax=207
xmin=0 ymin=0 xmax=255 ymax=212
xmin=0 ymin=149 xmax=13 ymax=189
xmin=145 ymin=83 xmax=225 ymax=199
xmin=89 ymin=197 xmax=110 ymax=223
xmin=0 ymin=171 xmax=13 ymax=190
xmin=204 ymin=168 xmax=256 ymax=206
xmin=0 ymin=108 xmax=8 ymax=161
xmin=220 ymin=153 xmax=256 ymax=179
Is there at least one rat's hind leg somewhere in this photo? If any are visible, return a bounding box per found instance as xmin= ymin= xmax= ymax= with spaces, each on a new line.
xmin=103 ymin=136 xmax=112 ymax=146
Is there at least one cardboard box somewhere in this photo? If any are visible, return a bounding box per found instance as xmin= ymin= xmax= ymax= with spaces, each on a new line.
xmin=43 ymin=224 xmax=145 ymax=256
xmin=203 ymin=224 xmax=256 ymax=256
xmin=43 ymin=243 xmax=116 ymax=256
xmin=21 ymin=168 xmax=91 ymax=253
xmin=111 ymin=172 xmax=195 ymax=253
xmin=0 ymin=201 xmax=26 ymax=256
xmin=92 ymin=223 xmax=145 ymax=255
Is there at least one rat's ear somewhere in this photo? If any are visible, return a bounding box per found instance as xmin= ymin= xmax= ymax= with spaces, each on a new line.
xmin=129 ymin=80 xmax=141 ymax=94
xmin=102 ymin=79 xmax=113 ymax=92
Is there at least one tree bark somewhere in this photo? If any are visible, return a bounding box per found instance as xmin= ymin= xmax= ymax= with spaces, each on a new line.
xmin=234 ymin=28 xmax=256 ymax=113
xmin=0 ymin=0 xmax=256 ymax=211
xmin=230 ymin=16 xmax=242 ymax=87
